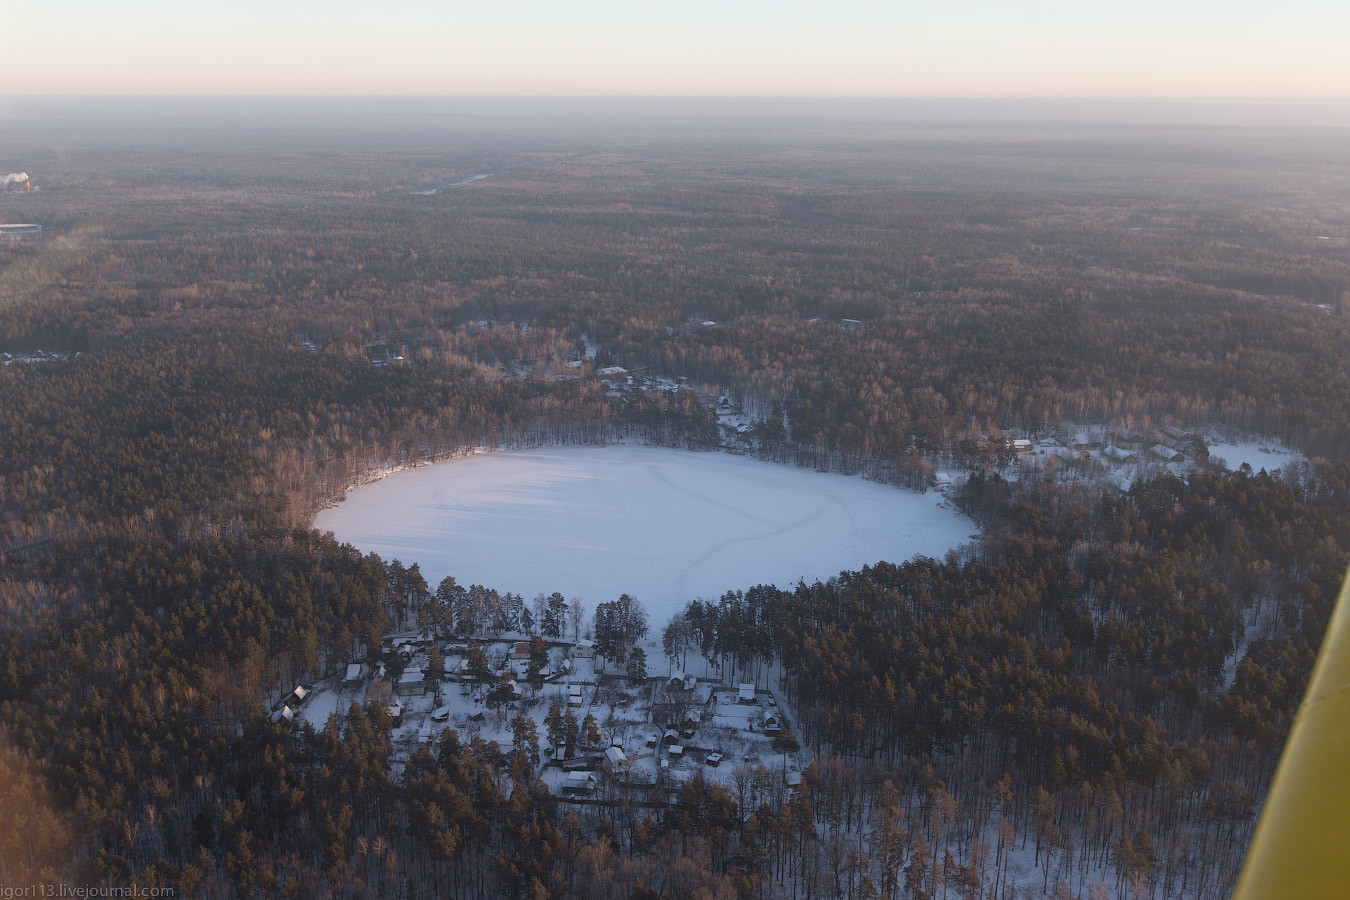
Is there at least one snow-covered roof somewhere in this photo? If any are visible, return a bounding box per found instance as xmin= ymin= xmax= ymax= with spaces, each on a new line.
xmin=398 ymin=668 xmax=424 ymax=684
xmin=344 ymin=663 xmax=363 ymax=681
xmin=605 ymin=746 xmax=627 ymax=764
xmin=291 ymin=685 xmax=309 ymax=700
xmin=567 ymin=770 xmax=597 ymax=786
xmin=595 ymin=366 xmax=628 ymax=376
xmin=738 ymin=682 xmax=755 ymax=701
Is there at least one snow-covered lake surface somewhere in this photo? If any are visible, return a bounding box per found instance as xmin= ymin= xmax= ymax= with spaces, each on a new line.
xmin=1207 ymin=439 xmax=1304 ymax=473
xmin=316 ymin=446 xmax=975 ymax=624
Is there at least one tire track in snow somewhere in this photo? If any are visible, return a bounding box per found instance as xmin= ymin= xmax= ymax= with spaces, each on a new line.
xmin=671 ymin=504 xmax=827 ymax=601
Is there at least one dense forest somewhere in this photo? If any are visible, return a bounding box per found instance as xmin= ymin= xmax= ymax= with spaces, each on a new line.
xmin=1 ymin=102 xmax=1348 ymax=897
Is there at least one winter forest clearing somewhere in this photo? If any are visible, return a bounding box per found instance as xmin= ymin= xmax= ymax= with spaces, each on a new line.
xmin=315 ymin=445 xmax=976 ymax=625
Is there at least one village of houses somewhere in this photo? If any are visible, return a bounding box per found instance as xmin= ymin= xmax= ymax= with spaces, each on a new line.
xmin=271 ymin=633 xmax=804 ymax=806
xmin=992 ymin=424 xmax=1207 ymax=485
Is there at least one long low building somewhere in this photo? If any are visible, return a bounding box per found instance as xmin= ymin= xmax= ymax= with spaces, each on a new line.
xmin=0 ymin=224 xmax=41 ymax=241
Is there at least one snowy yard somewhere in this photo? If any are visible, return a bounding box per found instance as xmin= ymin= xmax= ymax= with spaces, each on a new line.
xmin=315 ymin=445 xmax=975 ymax=627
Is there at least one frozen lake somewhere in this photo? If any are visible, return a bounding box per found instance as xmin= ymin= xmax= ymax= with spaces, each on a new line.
xmin=1206 ymin=439 xmax=1303 ymax=474
xmin=315 ymin=445 xmax=975 ymax=625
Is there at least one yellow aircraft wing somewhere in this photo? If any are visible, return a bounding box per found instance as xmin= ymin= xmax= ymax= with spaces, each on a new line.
xmin=1233 ymin=567 xmax=1350 ymax=899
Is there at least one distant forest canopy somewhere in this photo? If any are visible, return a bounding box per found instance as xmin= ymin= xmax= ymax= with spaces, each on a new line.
xmin=2 ymin=115 xmax=1348 ymax=458
xmin=0 ymin=110 xmax=1348 ymax=897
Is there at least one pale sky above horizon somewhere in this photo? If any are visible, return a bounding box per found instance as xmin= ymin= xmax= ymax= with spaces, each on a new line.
xmin=3 ymin=0 xmax=1348 ymax=98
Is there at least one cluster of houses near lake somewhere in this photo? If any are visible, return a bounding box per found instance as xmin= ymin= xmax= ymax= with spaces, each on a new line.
xmin=1005 ymin=424 xmax=1206 ymax=467
xmin=989 ymin=424 xmax=1218 ymax=489
xmin=269 ymin=632 xmax=803 ymax=804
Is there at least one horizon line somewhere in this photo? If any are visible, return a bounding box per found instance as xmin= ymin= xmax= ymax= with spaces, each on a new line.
xmin=5 ymin=93 xmax=1350 ymax=103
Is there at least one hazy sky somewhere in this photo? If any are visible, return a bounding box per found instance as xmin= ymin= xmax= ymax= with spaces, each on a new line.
xmin=4 ymin=0 xmax=1348 ymax=97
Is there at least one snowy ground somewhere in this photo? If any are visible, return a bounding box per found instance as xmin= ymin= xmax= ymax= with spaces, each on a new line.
xmin=1206 ymin=439 xmax=1304 ymax=474
xmin=315 ymin=445 xmax=975 ymax=625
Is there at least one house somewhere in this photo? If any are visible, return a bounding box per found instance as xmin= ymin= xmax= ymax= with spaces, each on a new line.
xmin=270 ymin=705 xmax=295 ymax=724
xmin=785 ymin=770 xmax=803 ymax=789
xmin=510 ymin=642 xmax=532 ymax=662
xmin=705 ymin=752 xmax=723 ymax=768
xmin=668 ymin=744 xmax=684 ymax=759
xmin=738 ymin=682 xmax=756 ymax=704
xmin=663 ymin=728 xmax=680 ymax=745
xmin=573 ymin=639 xmax=595 ymax=659
xmin=1150 ymin=444 xmax=1184 ymax=463
xmin=1115 ymin=431 xmax=1149 ymax=451
xmin=397 ymin=668 xmax=426 ymax=697
xmin=387 ymin=703 xmax=402 ymax=721
xmin=431 ymin=706 xmax=451 ymax=722
xmin=1159 ymin=425 xmax=1197 ymax=444
xmin=343 ymin=664 xmax=365 ymax=685
xmin=286 ymin=685 xmax=311 ymax=706
xmin=1103 ymin=445 xmax=1137 ymax=464
xmin=595 ymin=366 xmax=628 ymax=378
xmin=763 ymin=713 xmax=782 ymax=735
xmin=668 ymin=671 xmax=696 ymax=691
xmin=1010 ymin=439 xmax=1034 ymax=454
xmin=564 ymin=771 xmax=598 ymax=796
xmin=568 ymin=684 xmax=584 ymax=707
xmin=604 ymin=746 xmax=628 ymax=771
